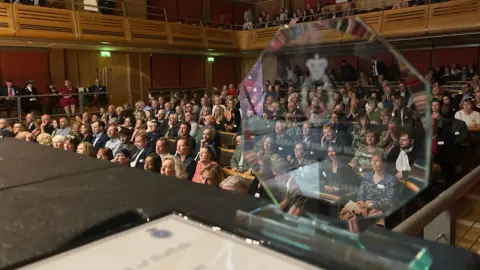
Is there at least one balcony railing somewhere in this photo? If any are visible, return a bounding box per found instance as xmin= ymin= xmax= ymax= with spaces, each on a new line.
xmin=0 ymin=0 xmax=479 ymax=51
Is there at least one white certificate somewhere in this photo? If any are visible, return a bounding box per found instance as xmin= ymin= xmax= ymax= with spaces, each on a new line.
xmin=22 ymin=214 xmax=321 ymax=270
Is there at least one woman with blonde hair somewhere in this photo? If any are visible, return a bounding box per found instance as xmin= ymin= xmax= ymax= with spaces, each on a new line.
xmin=199 ymin=164 xmax=222 ymax=186
xmin=220 ymin=175 xmax=250 ymax=194
xmin=161 ymin=156 xmax=187 ymax=180
xmin=213 ymin=106 xmax=225 ymax=131
xmin=77 ymin=142 xmax=95 ymax=157
xmin=52 ymin=135 xmax=66 ymax=149
xmin=37 ymin=133 xmax=53 ymax=146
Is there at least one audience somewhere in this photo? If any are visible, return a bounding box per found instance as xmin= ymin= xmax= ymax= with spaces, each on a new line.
xmin=2 ymin=54 xmax=480 ymax=228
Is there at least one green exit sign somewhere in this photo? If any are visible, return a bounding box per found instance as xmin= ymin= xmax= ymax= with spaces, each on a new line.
xmin=100 ymin=51 xmax=111 ymax=57
xmin=207 ymin=57 xmax=215 ymax=62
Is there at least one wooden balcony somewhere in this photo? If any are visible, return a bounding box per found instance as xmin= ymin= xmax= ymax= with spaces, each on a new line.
xmin=0 ymin=0 xmax=480 ymax=52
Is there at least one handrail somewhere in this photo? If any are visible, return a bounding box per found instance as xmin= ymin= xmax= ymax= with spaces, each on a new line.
xmin=242 ymin=0 xmax=413 ymax=30
xmin=393 ymin=165 xmax=480 ymax=236
xmin=0 ymin=92 xmax=127 ymax=121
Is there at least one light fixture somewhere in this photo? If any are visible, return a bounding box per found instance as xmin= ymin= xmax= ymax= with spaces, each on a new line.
xmin=100 ymin=41 xmax=110 ymax=44
xmin=207 ymin=57 xmax=215 ymax=62
xmin=207 ymin=48 xmax=214 ymax=51
xmin=100 ymin=51 xmax=111 ymax=57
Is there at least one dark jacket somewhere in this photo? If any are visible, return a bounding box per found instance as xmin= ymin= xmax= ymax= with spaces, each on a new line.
xmin=92 ymin=132 xmax=110 ymax=153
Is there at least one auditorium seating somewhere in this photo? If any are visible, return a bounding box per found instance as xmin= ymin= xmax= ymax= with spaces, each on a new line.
xmin=0 ymin=0 xmax=479 ymax=51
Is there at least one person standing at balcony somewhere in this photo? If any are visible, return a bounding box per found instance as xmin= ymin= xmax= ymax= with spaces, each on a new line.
xmin=0 ymin=79 xmax=21 ymax=118
xmin=371 ymin=57 xmax=388 ymax=81
xmin=59 ymin=80 xmax=78 ymax=117
xmin=98 ymin=0 xmax=114 ymax=15
xmin=20 ymin=80 xmax=40 ymax=114
xmin=88 ymin=78 xmax=108 ymax=108
xmin=244 ymin=8 xmax=254 ymax=25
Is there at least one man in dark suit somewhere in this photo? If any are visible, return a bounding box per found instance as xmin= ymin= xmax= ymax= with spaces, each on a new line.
xmin=295 ymin=121 xmax=323 ymax=161
xmin=98 ymin=0 xmax=115 ymax=15
xmin=0 ymin=80 xmax=21 ymax=118
xmin=156 ymin=109 xmax=168 ymax=137
xmin=386 ymin=132 xmax=421 ymax=180
xmin=92 ymin=121 xmax=110 ymax=154
xmin=131 ymin=133 xmax=154 ymax=169
xmin=176 ymin=122 xmax=196 ymax=152
xmin=88 ymin=79 xmax=108 ymax=107
xmin=273 ymin=121 xmax=294 ymax=159
xmin=20 ymin=80 xmax=41 ymax=114
xmin=194 ymin=127 xmax=218 ymax=160
xmin=453 ymin=83 xmax=475 ymax=111
xmin=431 ymin=117 xmax=457 ymax=186
xmin=320 ymin=123 xmax=349 ymax=159
xmin=146 ymin=119 xmax=162 ymax=147
xmin=340 ymin=60 xmax=357 ymax=82
xmin=392 ymin=95 xmax=414 ymax=129
xmin=371 ymin=56 xmax=388 ymax=80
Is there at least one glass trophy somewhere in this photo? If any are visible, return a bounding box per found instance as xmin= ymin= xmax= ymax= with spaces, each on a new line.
xmin=236 ymin=16 xmax=432 ymax=270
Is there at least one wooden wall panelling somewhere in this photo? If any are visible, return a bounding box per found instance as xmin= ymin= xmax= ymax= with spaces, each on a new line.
xmin=128 ymin=52 xmax=151 ymax=103
xmin=205 ymin=60 xmax=213 ymax=90
xmin=65 ymin=50 xmax=79 ymax=86
xmin=0 ymin=3 xmax=14 ymax=37
xmin=127 ymin=18 xmax=169 ymax=46
xmin=262 ymin=54 xmax=277 ymax=84
xmin=13 ymin=4 xmax=77 ymax=40
xmin=77 ymin=50 xmax=99 ymax=88
xmin=382 ymin=6 xmax=428 ymax=38
xmin=240 ymin=57 xmax=257 ymax=80
xmin=1 ymin=51 xmax=49 ymax=93
xmin=123 ymin=0 xmax=147 ymax=19
xmin=427 ymin=0 xmax=480 ymax=35
xmin=180 ymin=56 xmax=205 ymax=88
xmin=140 ymin=53 xmax=151 ymax=102
xmin=101 ymin=53 xmax=130 ymax=106
xmin=49 ymin=48 xmax=66 ymax=88
xmin=75 ymin=11 xmax=127 ymax=43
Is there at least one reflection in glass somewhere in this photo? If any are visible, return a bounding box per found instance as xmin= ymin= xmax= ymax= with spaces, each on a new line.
xmin=239 ymin=17 xmax=431 ymax=228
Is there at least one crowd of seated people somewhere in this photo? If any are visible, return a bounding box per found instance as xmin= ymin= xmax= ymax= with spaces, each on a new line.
xmin=0 ymin=58 xmax=479 ymax=228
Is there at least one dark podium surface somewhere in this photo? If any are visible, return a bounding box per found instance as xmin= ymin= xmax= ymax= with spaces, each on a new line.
xmin=0 ymin=139 xmax=478 ymax=269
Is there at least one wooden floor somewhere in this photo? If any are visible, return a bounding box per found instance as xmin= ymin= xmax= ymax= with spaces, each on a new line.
xmin=455 ymin=182 xmax=480 ymax=253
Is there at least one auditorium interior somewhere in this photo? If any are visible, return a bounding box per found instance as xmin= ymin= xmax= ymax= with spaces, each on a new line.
xmin=1 ymin=0 xmax=480 ymax=268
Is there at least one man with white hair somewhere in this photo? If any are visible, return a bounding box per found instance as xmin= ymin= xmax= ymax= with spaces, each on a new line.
xmin=0 ymin=118 xmax=12 ymax=138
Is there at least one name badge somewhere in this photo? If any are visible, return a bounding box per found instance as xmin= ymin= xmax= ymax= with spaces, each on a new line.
xmin=322 ymin=171 xmax=327 ymax=178
xmin=254 ymin=193 xmax=260 ymax=198
xmin=278 ymin=147 xmax=283 ymax=151
xmin=438 ymin=141 xmax=444 ymax=145
xmin=455 ymin=131 xmax=460 ymax=135
xmin=139 ymin=159 xmax=144 ymax=162
xmin=310 ymin=151 xmax=314 ymax=155
xmin=377 ymin=184 xmax=385 ymax=189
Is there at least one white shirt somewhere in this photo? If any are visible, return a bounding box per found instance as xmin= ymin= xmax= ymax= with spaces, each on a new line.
xmin=130 ymin=148 xmax=145 ymax=168
xmin=105 ymin=137 xmax=121 ymax=155
xmin=455 ymin=110 xmax=480 ymax=128
xmin=372 ymin=61 xmax=378 ymax=76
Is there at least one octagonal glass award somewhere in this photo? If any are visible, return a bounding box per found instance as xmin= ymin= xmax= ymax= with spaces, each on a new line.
xmin=235 ymin=15 xmax=432 ymax=270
